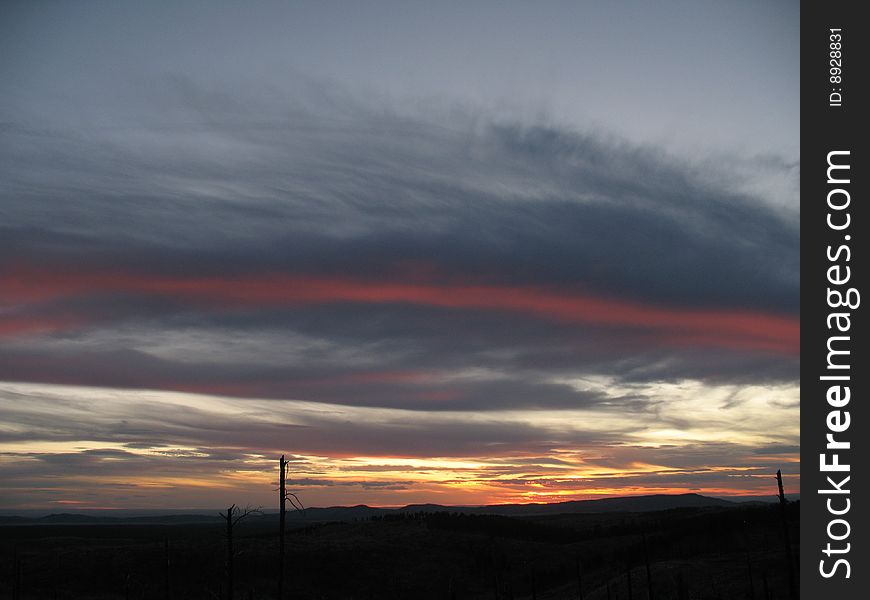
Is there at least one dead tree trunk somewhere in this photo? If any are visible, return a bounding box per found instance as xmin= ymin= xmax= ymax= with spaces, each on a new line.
xmin=222 ymin=504 xmax=261 ymax=600
xmin=776 ymin=469 xmax=798 ymax=600
xmin=224 ymin=504 xmax=235 ymax=600
xmin=279 ymin=455 xmax=286 ymax=599
xmin=277 ymin=455 xmax=304 ymax=599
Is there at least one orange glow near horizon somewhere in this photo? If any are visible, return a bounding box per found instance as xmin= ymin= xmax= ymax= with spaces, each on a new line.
xmin=4 ymin=473 xmax=799 ymax=511
xmin=0 ymin=378 xmax=800 ymax=511
xmin=0 ymin=444 xmax=799 ymax=510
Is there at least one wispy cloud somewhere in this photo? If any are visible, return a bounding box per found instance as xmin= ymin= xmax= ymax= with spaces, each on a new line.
xmin=0 ymin=76 xmax=799 ymax=507
xmin=0 ymin=380 xmax=798 ymax=508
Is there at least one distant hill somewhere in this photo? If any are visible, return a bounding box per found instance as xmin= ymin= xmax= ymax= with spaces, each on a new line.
xmin=0 ymin=493 xmax=751 ymax=525
xmin=463 ymin=492 xmax=737 ymax=516
xmin=278 ymin=493 xmax=739 ymax=523
xmin=0 ymin=512 xmax=227 ymax=525
xmin=717 ymin=493 xmax=799 ymax=504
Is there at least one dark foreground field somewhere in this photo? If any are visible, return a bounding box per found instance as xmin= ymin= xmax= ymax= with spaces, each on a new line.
xmin=0 ymin=501 xmax=798 ymax=599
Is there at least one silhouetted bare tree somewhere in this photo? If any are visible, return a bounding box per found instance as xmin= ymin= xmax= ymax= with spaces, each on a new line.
xmin=776 ymin=469 xmax=798 ymax=600
xmin=278 ymin=454 xmax=304 ymax=599
xmin=220 ymin=504 xmax=262 ymax=600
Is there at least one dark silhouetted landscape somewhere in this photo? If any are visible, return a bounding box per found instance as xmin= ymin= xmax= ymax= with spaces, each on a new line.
xmin=1 ymin=492 xmax=798 ymax=599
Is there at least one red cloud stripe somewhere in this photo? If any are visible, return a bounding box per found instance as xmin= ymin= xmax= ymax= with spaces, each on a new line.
xmin=2 ymin=268 xmax=798 ymax=353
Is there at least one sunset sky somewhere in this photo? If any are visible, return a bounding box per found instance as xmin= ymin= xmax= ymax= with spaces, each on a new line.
xmin=0 ymin=0 xmax=799 ymax=510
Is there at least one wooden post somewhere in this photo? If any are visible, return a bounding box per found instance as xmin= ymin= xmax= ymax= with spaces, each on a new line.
xmin=625 ymin=560 xmax=633 ymax=600
xmin=53 ymin=552 xmax=60 ymax=600
xmin=676 ymin=573 xmax=688 ymax=600
xmin=642 ymin=532 xmax=654 ymax=600
xmin=776 ymin=470 xmax=798 ymax=600
xmin=575 ymin=556 xmax=583 ymax=600
xmin=12 ymin=549 xmax=21 ymax=600
xmin=164 ymin=537 xmax=171 ymax=600
xmin=745 ymin=549 xmax=755 ymax=600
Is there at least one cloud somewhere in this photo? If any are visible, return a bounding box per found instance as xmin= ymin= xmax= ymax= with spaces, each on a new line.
xmin=1 ymin=81 xmax=798 ymax=411
xmin=0 ymin=380 xmax=798 ymax=508
xmin=2 ymin=78 xmax=798 ymax=305
xmin=0 ymin=78 xmax=799 ymax=507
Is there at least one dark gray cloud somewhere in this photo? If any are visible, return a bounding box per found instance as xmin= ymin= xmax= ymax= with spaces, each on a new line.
xmin=1 ymin=84 xmax=798 ymax=412
xmin=1 ymin=92 xmax=799 ymax=312
xmin=0 ymin=1 xmax=799 ymax=507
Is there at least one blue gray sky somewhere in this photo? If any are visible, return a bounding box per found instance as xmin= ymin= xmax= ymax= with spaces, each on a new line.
xmin=0 ymin=0 xmax=799 ymax=509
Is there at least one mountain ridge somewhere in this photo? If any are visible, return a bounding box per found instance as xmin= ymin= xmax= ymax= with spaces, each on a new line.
xmin=0 ymin=492 xmax=798 ymax=525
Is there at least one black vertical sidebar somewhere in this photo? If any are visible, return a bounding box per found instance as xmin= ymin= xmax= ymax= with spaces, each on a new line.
xmin=802 ymin=1 xmax=867 ymax=598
